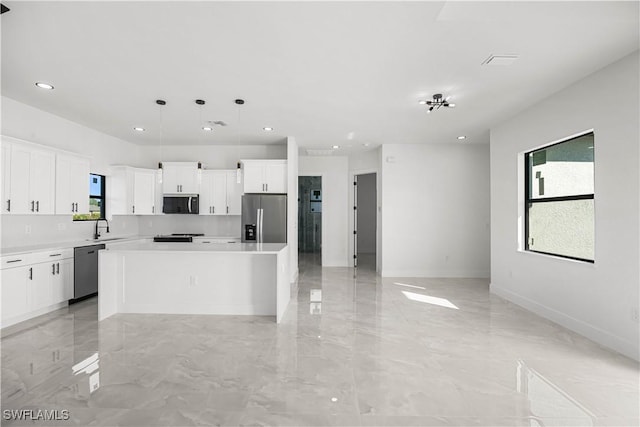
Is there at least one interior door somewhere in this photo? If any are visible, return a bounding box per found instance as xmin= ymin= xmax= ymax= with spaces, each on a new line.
xmin=261 ymin=195 xmax=287 ymax=243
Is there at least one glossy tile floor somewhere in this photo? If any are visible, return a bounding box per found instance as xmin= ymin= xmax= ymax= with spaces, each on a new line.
xmin=1 ymin=254 xmax=639 ymax=426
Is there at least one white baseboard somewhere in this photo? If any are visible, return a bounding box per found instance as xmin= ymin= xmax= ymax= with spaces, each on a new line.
xmin=381 ymin=269 xmax=490 ymax=278
xmin=490 ymin=283 xmax=639 ymax=361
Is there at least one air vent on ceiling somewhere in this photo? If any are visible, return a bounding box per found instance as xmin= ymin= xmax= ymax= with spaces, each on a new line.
xmin=306 ymin=149 xmax=334 ymax=156
xmin=482 ymin=54 xmax=519 ymax=66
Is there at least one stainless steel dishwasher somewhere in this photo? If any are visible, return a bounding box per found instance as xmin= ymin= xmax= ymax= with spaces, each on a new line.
xmin=72 ymin=243 xmax=106 ymax=302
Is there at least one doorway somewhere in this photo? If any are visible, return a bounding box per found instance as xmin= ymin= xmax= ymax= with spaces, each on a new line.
xmin=298 ymin=176 xmax=322 ymax=266
xmin=354 ymin=173 xmax=376 ymax=270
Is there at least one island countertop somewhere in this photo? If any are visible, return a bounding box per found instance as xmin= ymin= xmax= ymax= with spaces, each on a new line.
xmin=104 ymin=241 xmax=286 ymax=254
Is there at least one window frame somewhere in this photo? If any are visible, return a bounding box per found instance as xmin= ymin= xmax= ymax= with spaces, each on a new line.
xmin=73 ymin=173 xmax=106 ymax=221
xmin=524 ymin=132 xmax=595 ymax=263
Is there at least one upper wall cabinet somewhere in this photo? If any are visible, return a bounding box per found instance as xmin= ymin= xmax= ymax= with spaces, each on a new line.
xmin=1 ymin=140 xmax=55 ymax=215
xmin=110 ymin=166 xmax=156 ymax=215
xmin=55 ymin=154 xmax=90 ymax=215
xmin=161 ymin=162 xmax=200 ymax=194
xmin=199 ymin=170 xmax=242 ymax=216
xmin=241 ymin=160 xmax=287 ymax=194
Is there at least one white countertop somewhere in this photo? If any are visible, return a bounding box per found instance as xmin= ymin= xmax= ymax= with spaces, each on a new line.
xmin=104 ymin=241 xmax=287 ymax=254
xmin=0 ymin=235 xmax=241 ymax=256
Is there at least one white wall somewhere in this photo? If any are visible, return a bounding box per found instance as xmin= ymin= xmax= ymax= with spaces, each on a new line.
xmin=298 ymin=156 xmax=349 ymax=267
xmin=138 ymin=144 xmax=286 ymax=169
xmin=1 ymin=97 xmax=144 ymax=247
xmin=490 ymin=51 xmax=640 ymax=360
xmin=287 ymin=137 xmax=299 ymax=282
xmin=380 ymin=143 xmax=491 ymax=277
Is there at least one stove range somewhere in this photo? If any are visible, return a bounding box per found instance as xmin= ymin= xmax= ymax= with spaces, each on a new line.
xmin=153 ymin=233 xmax=204 ymax=243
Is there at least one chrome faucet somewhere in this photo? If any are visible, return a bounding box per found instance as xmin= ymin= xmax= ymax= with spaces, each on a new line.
xmin=94 ymin=219 xmax=110 ymax=240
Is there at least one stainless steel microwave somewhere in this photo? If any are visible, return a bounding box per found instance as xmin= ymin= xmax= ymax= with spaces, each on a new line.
xmin=162 ymin=196 xmax=199 ymax=214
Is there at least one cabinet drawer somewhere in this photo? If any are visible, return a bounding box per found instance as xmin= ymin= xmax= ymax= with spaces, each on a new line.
xmin=30 ymin=249 xmax=73 ymax=264
xmin=0 ymin=254 xmax=31 ymax=269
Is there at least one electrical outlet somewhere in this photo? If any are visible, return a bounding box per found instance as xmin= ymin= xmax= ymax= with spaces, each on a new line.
xmin=631 ymin=307 xmax=639 ymax=323
xmin=57 ymin=223 xmax=66 ymax=231
xmin=25 ymin=225 xmax=31 ymax=234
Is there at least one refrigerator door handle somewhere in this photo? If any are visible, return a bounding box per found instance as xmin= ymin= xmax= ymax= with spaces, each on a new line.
xmin=188 ymin=197 xmax=192 ymax=213
xmin=260 ymin=208 xmax=264 ymax=243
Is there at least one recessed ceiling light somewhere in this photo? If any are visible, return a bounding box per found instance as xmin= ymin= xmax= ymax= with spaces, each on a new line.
xmin=332 ymin=145 xmax=340 ymax=149
xmin=35 ymin=82 xmax=54 ymax=90
xmin=457 ymin=135 xmax=466 ymax=140
xmin=263 ymin=127 xmax=274 ymax=131
xmin=202 ymin=127 xmax=213 ymax=131
xmin=363 ymin=143 xmax=370 ymax=147
xmin=133 ymin=127 xmax=145 ymax=132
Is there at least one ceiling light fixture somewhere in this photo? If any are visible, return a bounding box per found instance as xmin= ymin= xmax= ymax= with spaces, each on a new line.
xmin=263 ymin=127 xmax=273 ymax=131
xmin=35 ymin=82 xmax=54 ymax=90
xmin=332 ymin=145 xmax=340 ymax=149
xmin=420 ymin=94 xmax=455 ymax=112
xmin=202 ymin=126 xmax=213 ymax=131
xmin=457 ymin=135 xmax=466 ymax=140
xmin=133 ymin=127 xmax=145 ymax=132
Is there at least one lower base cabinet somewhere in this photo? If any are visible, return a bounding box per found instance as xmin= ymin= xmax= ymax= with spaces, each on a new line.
xmin=1 ymin=250 xmax=74 ymax=328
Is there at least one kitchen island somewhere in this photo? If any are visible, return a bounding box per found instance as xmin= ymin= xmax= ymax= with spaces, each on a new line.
xmin=98 ymin=242 xmax=290 ymax=323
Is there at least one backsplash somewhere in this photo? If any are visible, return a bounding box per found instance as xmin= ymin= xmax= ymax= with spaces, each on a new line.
xmin=137 ymin=215 xmax=241 ymax=237
xmin=0 ymin=215 xmax=139 ymax=248
xmin=0 ymin=214 xmax=241 ymax=249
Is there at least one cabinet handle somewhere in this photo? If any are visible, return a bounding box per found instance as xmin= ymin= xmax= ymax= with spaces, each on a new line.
xmin=52 ymin=263 xmax=56 ymax=275
xmin=71 ymin=202 xmax=75 ymax=212
xmin=6 ymin=199 xmax=10 ymax=212
xmin=56 ymin=263 xmax=60 ymax=275
xmin=49 ymin=253 xmax=61 ymax=257
xmin=227 ymin=206 xmax=229 ymax=214
xmin=212 ymin=206 xmax=215 ymax=214
xmin=31 ymin=200 xmax=35 ymax=212
xmin=74 ymin=202 xmax=78 ymax=212
xmin=152 ymin=206 xmax=155 ymax=214
xmin=29 ymin=267 xmax=33 ymax=280
xmin=36 ymin=201 xmax=39 ymax=212
xmin=177 ymin=185 xmax=179 ymax=192
xmin=7 ymin=259 xmax=22 ymax=263
xmin=266 ymin=183 xmax=268 ymax=192
xmin=133 ymin=205 xmax=135 ymax=214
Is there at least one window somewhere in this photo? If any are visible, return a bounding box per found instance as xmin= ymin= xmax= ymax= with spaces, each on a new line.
xmin=73 ymin=174 xmax=105 ymax=221
xmin=525 ymin=132 xmax=594 ymax=262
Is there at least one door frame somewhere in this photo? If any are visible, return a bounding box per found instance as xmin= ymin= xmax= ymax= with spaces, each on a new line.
xmin=350 ymin=169 xmax=379 ymax=272
xmin=298 ymin=174 xmax=324 ymax=265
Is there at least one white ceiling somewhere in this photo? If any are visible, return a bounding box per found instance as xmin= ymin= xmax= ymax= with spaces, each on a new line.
xmin=1 ymin=1 xmax=638 ymax=151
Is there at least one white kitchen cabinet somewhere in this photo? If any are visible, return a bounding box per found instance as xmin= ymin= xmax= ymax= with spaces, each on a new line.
xmin=110 ymin=166 xmax=156 ymax=215
xmin=1 ymin=141 xmax=11 ymax=214
xmin=1 ymin=249 xmax=74 ymax=328
xmin=241 ymin=160 xmax=287 ymax=194
xmin=3 ymin=142 xmax=56 ymax=215
xmin=226 ymin=170 xmax=242 ymax=215
xmin=1 ymin=265 xmax=30 ymax=322
xmin=200 ymin=170 xmax=242 ymax=216
xmin=161 ymin=162 xmax=200 ymax=194
xmin=55 ymin=154 xmax=90 ymax=215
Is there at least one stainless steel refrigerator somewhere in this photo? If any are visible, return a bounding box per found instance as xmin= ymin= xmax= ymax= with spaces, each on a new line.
xmin=241 ymin=194 xmax=287 ymax=243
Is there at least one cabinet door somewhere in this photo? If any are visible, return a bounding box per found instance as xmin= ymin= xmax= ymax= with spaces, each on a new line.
xmin=72 ymin=158 xmax=90 ymax=215
xmin=226 ymin=170 xmax=242 ymax=215
xmin=29 ymin=149 xmax=56 ymax=214
xmin=29 ymin=263 xmax=52 ymax=312
xmin=211 ymin=171 xmax=227 ymax=215
xmin=162 ymin=165 xmax=180 ymax=194
xmin=8 ymin=144 xmax=31 ymax=214
xmin=154 ymin=170 xmax=163 ymax=215
xmin=179 ymin=165 xmax=200 ymax=194
xmin=51 ymin=259 xmax=72 ymax=304
xmin=55 ymin=155 xmax=74 ymax=214
xmin=242 ymin=162 xmax=264 ymax=193
xmin=1 ymin=266 xmax=29 ymax=322
xmin=133 ymin=170 xmax=155 ymax=215
xmin=264 ymin=162 xmax=287 ymax=193
xmin=199 ymin=171 xmax=214 ymax=216
xmin=1 ymin=142 xmax=11 ymax=214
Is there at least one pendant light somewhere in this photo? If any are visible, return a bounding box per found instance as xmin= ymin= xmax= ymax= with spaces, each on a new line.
xmin=156 ymin=99 xmax=166 ymax=184
xmin=235 ymin=99 xmax=244 ymax=184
